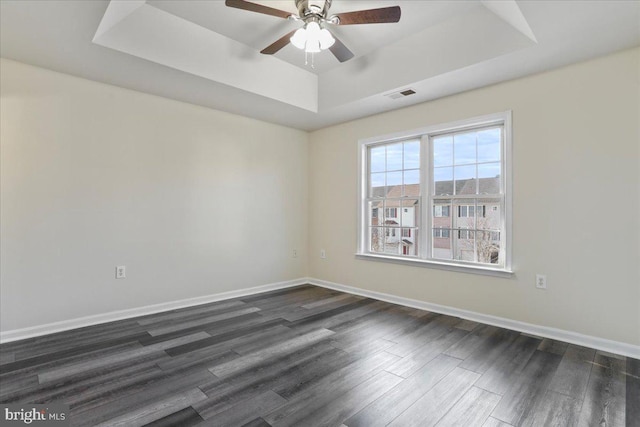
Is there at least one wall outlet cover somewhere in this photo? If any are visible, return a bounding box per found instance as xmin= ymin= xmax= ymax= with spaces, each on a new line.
xmin=116 ymin=266 xmax=126 ymax=279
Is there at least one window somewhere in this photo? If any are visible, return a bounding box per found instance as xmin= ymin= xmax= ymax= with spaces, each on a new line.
xmin=458 ymin=205 xmax=485 ymax=218
xmin=434 ymin=205 xmax=450 ymax=217
xmin=457 ymin=228 xmax=472 ymax=239
xmin=433 ymin=228 xmax=450 ymax=238
xmin=358 ymin=112 xmax=511 ymax=273
xmin=365 ymin=139 xmax=420 ymax=256
xmin=458 ymin=205 xmax=471 ymax=217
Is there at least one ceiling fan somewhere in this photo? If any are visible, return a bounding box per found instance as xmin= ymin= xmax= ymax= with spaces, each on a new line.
xmin=225 ymin=0 xmax=401 ymax=63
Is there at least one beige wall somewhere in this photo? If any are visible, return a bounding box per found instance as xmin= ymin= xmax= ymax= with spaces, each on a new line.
xmin=309 ymin=48 xmax=640 ymax=346
xmin=0 ymin=59 xmax=309 ymax=331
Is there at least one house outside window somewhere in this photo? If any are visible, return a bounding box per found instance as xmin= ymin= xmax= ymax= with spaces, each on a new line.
xmin=358 ymin=112 xmax=512 ymax=273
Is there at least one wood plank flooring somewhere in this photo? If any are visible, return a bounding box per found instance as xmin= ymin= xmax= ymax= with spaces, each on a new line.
xmin=1 ymin=284 xmax=638 ymax=426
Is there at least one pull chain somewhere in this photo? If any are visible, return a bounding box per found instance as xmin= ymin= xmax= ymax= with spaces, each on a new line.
xmin=304 ymin=51 xmax=316 ymax=69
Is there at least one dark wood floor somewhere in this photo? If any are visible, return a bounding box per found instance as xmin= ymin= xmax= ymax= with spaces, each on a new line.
xmin=1 ymin=284 xmax=638 ymax=426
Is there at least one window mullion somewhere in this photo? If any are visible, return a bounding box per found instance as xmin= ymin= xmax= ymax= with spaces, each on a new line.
xmin=422 ymin=134 xmax=430 ymax=260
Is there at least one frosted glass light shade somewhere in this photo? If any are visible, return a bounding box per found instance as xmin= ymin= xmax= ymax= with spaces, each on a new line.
xmin=290 ymin=28 xmax=306 ymax=49
xmin=289 ymin=22 xmax=335 ymax=53
xmin=319 ymin=28 xmax=335 ymax=49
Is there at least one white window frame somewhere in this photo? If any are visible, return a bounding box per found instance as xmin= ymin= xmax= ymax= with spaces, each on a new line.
xmin=357 ymin=111 xmax=513 ymax=276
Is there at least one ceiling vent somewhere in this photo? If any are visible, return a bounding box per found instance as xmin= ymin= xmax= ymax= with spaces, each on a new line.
xmin=384 ymin=89 xmax=416 ymax=100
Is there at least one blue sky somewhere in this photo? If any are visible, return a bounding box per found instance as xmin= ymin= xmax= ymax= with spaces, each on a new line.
xmin=370 ymin=128 xmax=501 ymax=191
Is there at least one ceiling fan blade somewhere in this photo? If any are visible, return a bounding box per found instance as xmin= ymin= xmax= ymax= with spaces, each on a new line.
xmin=334 ymin=6 xmax=401 ymax=25
xmin=261 ymin=30 xmax=297 ymax=55
xmin=329 ymin=34 xmax=354 ymax=62
xmin=225 ymin=0 xmax=292 ymax=19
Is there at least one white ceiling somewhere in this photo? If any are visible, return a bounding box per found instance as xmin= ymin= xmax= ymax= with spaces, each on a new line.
xmin=1 ymin=0 xmax=639 ymax=131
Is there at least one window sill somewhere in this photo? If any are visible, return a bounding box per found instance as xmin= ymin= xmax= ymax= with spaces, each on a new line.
xmin=355 ymin=253 xmax=514 ymax=278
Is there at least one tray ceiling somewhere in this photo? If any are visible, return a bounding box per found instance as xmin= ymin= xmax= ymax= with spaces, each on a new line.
xmin=1 ymin=1 xmax=639 ymax=130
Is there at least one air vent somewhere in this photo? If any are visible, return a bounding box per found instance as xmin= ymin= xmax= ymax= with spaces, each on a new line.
xmin=384 ymin=89 xmax=416 ymax=100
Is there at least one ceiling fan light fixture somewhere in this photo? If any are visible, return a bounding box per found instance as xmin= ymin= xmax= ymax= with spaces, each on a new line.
xmin=290 ymin=21 xmax=335 ymax=53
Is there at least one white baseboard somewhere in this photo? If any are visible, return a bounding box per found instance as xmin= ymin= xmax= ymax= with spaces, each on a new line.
xmin=3 ymin=276 xmax=639 ymax=359
xmin=306 ymin=277 xmax=640 ymax=359
xmin=0 ymin=278 xmax=307 ymax=344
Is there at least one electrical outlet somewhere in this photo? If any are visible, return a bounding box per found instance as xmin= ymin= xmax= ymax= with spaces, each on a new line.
xmin=292 ymin=249 xmax=298 ymax=258
xmin=320 ymin=249 xmax=326 ymax=259
xmin=535 ymin=274 xmax=546 ymax=289
xmin=116 ymin=266 xmax=126 ymax=279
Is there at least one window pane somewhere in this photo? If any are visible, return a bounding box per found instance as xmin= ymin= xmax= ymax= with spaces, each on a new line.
xmin=369 ymin=172 xmax=385 ymax=198
xmin=403 ymin=170 xmax=420 ymax=197
xmin=476 ymin=230 xmax=501 ymax=264
xmin=433 ymin=136 xmax=453 ymax=167
xmin=403 ymin=169 xmax=420 ymax=185
xmin=383 ymin=205 xmax=399 ymax=223
xmin=455 ymin=164 xmax=477 ymax=195
xmin=368 ymin=202 xmax=382 ymax=227
xmin=432 ymin=198 xmax=452 ymax=260
xmin=454 ymin=132 xmax=476 ymax=165
xmin=370 ymin=145 xmax=386 ymax=173
xmin=432 ymin=227 xmax=452 ymax=261
xmin=434 ymin=167 xmax=453 ymax=195
xmin=454 ymin=228 xmax=475 ymax=261
xmin=477 ymin=128 xmax=501 ymax=163
xmin=383 ymin=226 xmax=401 ymax=255
xmin=386 ymin=143 xmax=403 ymax=171
xmin=478 ymin=162 xmax=500 ymax=194
xmin=385 ymin=172 xmax=402 ymax=200
xmin=402 ymin=229 xmax=418 ymax=256
xmin=454 ymin=199 xmax=475 ymax=228
xmin=400 ymin=199 xmax=419 ymax=229
xmin=370 ymin=227 xmax=384 ymax=253
xmin=386 ymin=171 xmax=403 ymax=188
xmin=476 ymin=198 xmax=501 ymax=231
xmin=433 ymin=199 xmax=452 ymax=223
xmin=367 ymin=139 xmax=421 ymax=259
xmin=404 ymin=140 xmax=420 ymax=169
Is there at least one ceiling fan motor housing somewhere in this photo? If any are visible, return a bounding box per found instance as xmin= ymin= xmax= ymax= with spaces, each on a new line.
xmin=295 ymin=0 xmax=333 ymax=21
